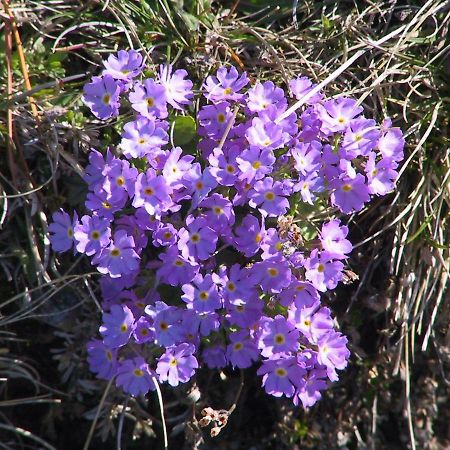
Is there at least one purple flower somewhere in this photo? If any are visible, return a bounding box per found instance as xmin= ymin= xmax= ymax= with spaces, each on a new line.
xmin=289 ymin=305 xmax=333 ymax=343
xmin=198 ymin=102 xmax=233 ymax=137
xmin=146 ymin=301 xmax=183 ymax=347
xmin=304 ymin=249 xmax=344 ymax=292
xmin=208 ymin=145 xmax=242 ymax=186
xmin=132 ymin=169 xmax=172 ymax=216
xmin=85 ymin=192 xmax=119 ymax=221
xmin=294 ymin=172 xmax=324 ymax=205
xmin=133 ymin=316 xmax=155 ymax=344
xmin=100 ymin=158 xmax=138 ymax=205
xmin=289 ymin=76 xmax=322 ymax=104
xmin=84 ymin=148 xmax=110 ymax=189
xmin=341 ymin=118 xmax=380 ymax=158
xmin=92 ymin=230 xmax=140 ymax=278
xmin=74 ymin=214 xmax=111 ymax=256
xmin=365 ymin=153 xmax=399 ymax=196
xmin=298 ymin=109 xmax=322 ymax=142
xmin=49 ymin=210 xmax=79 ymax=253
xmin=377 ymin=122 xmax=405 ymax=161
xmin=183 ymin=165 xmax=218 ymax=208
xmin=279 ymin=281 xmax=320 ymax=308
xmin=181 ymin=274 xmax=222 ymax=313
xmin=293 ymin=368 xmax=328 ymax=407
xmin=103 ymin=49 xmax=143 ymax=81
xmin=225 ymin=294 xmax=263 ymax=328
xmin=249 ymin=257 xmax=292 ymax=293
xmin=246 ymin=81 xmax=286 ymax=112
xmin=157 ymin=246 xmax=199 ymax=286
xmin=319 ymin=219 xmax=352 ymax=260
xmin=291 ymin=141 xmax=322 ymax=175
xmin=248 ymin=177 xmax=290 ymax=217
xmin=158 ymin=64 xmax=193 ymax=109
xmin=83 ymin=75 xmax=120 ymax=120
xmin=226 ymin=330 xmax=259 ymax=369
xmin=204 ymin=66 xmax=249 ymax=103
xmin=203 ymin=345 xmax=227 ymax=369
xmin=257 ymin=356 xmax=306 ymax=398
xmin=152 ymin=223 xmax=178 ymax=247
xmin=156 ymin=343 xmax=198 ymax=386
xmin=318 ymin=97 xmax=363 ymax=135
xmin=199 ymin=193 xmax=235 ymax=234
xmin=317 ymin=331 xmax=350 ymax=381
xmin=99 ymin=304 xmax=135 ymax=348
xmin=330 ymin=174 xmax=370 ymax=213
xmin=233 ymin=214 xmax=265 ymax=257
xmin=129 ymin=78 xmax=168 ymax=119
xmin=215 ymin=264 xmax=255 ymax=303
xmin=116 ymin=357 xmax=156 ymax=396
xmin=245 ymin=117 xmax=284 ymax=150
xmin=120 ymin=117 xmax=169 ymax=159
xmin=86 ymin=339 xmax=117 ymax=380
xmin=258 ymin=315 xmax=300 ymax=357
xmin=236 ymin=146 xmax=275 ymax=183
xmin=162 ymin=147 xmax=194 ymax=189
xmin=177 ymin=216 xmax=218 ymax=261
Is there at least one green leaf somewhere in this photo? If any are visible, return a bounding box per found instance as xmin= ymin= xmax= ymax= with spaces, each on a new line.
xmin=173 ymin=115 xmax=197 ymax=146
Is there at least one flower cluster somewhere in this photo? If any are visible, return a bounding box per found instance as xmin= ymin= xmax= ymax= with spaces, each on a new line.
xmin=50 ymin=50 xmax=404 ymax=406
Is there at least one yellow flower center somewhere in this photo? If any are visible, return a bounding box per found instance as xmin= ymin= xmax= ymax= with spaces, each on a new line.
xmin=264 ymin=191 xmax=275 ymax=201
xmin=214 ymin=206 xmax=223 ymax=215
xmin=175 ymin=259 xmax=184 ymax=267
xmin=268 ymin=267 xmax=278 ymax=277
xmin=144 ymin=187 xmax=154 ymax=196
xmin=106 ymin=351 xmax=113 ymax=361
xmin=116 ymin=176 xmax=125 ymax=186
xmin=163 ymin=232 xmax=172 ymax=239
xmin=255 ymin=233 xmax=262 ymax=243
xmin=133 ymin=369 xmax=144 ymax=377
xmin=199 ymin=291 xmax=209 ymax=300
xmin=227 ymin=282 xmax=236 ymax=292
xmin=170 ymin=358 xmax=178 ymax=367
xmin=111 ymin=248 xmax=121 ymax=257
xmin=120 ymin=323 xmax=128 ymax=332
xmin=217 ymin=113 xmax=226 ymax=123
xmin=252 ymin=160 xmax=262 ymax=169
xmin=67 ymin=228 xmax=74 ymax=238
xmin=226 ymin=164 xmax=235 ymax=173
xmin=102 ymin=94 xmax=111 ymax=105
xmin=224 ymin=87 xmax=233 ymax=95
xmin=191 ymin=233 xmax=200 ymax=243
xmin=275 ymin=368 xmax=287 ymax=377
xmin=159 ymin=322 xmax=168 ymax=331
xmin=317 ymin=263 xmax=325 ymax=273
xmin=274 ymin=334 xmax=285 ymax=344
xmin=233 ymin=342 xmax=243 ymax=351
xmin=138 ymin=138 xmax=146 ymax=145
xmin=91 ymin=231 xmax=100 ymax=240
xmin=102 ymin=201 xmax=112 ymax=209
xmin=146 ymin=97 xmax=154 ymax=107
xmin=342 ymin=184 xmax=352 ymax=192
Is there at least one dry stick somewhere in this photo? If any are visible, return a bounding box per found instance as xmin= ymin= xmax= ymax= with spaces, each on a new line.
xmin=3 ymin=4 xmax=18 ymax=186
xmin=82 ymin=378 xmax=114 ymax=450
xmin=274 ymin=24 xmax=408 ymax=124
xmin=217 ymin=106 xmax=239 ymax=151
xmin=152 ymin=375 xmax=169 ymax=450
xmin=2 ymin=0 xmax=39 ymax=120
